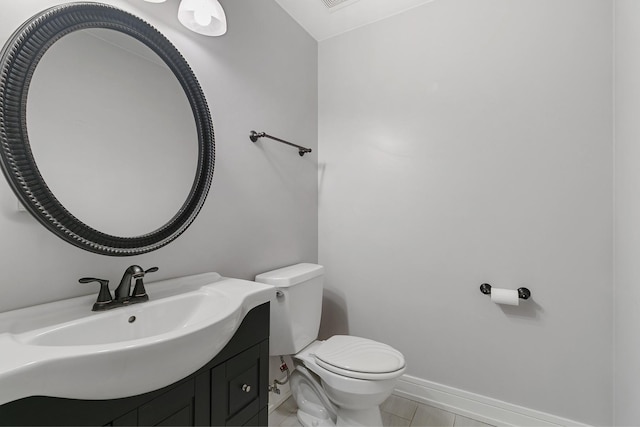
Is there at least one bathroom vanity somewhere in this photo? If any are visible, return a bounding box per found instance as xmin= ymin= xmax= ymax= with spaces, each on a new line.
xmin=0 ymin=302 xmax=269 ymax=426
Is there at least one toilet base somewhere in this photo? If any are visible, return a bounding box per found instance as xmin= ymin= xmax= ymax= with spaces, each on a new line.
xmin=291 ymin=366 xmax=337 ymax=424
xmin=291 ymin=343 xmax=397 ymax=427
xmin=292 ymin=365 xmax=384 ymax=427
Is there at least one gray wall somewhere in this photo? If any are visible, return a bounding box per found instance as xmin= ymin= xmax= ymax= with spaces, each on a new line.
xmin=0 ymin=0 xmax=318 ymax=313
xmin=614 ymin=0 xmax=640 ymax=424
xmin=318 ymin=1 xmax=613 ymax=424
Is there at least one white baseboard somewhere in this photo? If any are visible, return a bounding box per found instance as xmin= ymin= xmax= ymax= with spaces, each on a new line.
xmin=395 ymin=375 xmax=591 ymax=427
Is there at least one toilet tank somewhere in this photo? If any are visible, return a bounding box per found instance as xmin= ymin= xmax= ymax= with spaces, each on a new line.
xmin=255 ymin=263 xmax=324 ymax=356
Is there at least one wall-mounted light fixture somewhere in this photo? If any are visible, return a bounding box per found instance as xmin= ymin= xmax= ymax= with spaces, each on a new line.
xmin=143 ymin=0 xmax=227 ymax=36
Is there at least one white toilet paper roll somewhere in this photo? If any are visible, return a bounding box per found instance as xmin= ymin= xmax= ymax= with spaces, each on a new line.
xmin=491 ymin=288 xmax=519 ymax=306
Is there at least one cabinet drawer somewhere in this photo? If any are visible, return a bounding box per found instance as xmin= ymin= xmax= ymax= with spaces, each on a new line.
xmin=211 ymin=343 xmax=264 ymax=426
xmin=228 ymin=361 xmax=259 ymax=415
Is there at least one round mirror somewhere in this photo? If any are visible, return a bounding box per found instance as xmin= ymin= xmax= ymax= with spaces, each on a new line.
xmin=28 ymin=29 xmax=198 ymax=237
xmin=0 ymin=3 xmax=215 ymax=256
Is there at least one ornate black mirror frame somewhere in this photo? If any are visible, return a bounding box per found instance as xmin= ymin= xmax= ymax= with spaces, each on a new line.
xmin=0 ymin=2 xmax=215 ymax=256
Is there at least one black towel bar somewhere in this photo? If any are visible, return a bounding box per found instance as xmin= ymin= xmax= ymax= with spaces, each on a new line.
xmin=250 ymin=131 xmax=312 ymax=157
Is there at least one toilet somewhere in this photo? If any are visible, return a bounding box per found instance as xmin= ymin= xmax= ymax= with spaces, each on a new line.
xmin=255 ymin=263 xmax=406 ymax=427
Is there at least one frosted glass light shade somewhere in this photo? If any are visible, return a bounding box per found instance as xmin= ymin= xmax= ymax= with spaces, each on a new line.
xmin=178 ymin=0 xmax=227 ymax=36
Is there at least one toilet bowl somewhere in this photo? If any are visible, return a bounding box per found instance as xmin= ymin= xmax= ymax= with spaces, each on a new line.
xmin=255 ymin=264 xmax=406 ymax=427
xmin=294 ymin=338 xmax=405 ymax=426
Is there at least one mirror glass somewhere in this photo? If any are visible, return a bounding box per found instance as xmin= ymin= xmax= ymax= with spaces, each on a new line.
xmin=27 ymin=29 xmax=198 ymax=236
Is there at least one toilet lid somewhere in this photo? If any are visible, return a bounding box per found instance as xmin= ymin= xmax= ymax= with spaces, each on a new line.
xmin=314 ymin=336 xmax=405 ymax=379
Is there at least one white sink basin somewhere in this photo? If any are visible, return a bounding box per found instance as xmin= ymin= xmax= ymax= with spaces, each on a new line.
xmin=0 ymin=273 xmax=273 ymax=405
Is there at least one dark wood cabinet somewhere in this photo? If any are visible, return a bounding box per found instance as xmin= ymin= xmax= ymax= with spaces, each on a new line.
xmin=137 ymin=378 xmax=197 ymax=426
xmin=211 ymin=341 xmax=269 ymax=426
xmin=0 ymin=303 xmax=269 ymax=427
xmin=111 ymin=409 xmax=137 ymax=426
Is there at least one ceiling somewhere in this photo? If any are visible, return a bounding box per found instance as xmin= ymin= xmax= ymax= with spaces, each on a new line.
xmin=273 ymin=0 xmax=435 ymax=41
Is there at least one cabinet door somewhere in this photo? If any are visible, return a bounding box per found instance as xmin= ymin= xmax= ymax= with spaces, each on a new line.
xmin=138 ymin=379 xmax=195 ymax=426
xmin=211 ymin=343 xmax=265 ymax=426
xmin=242 ymin=408 xmax=267 ymax=426
xmin=110 ymin=409 xmax=137 ymax=426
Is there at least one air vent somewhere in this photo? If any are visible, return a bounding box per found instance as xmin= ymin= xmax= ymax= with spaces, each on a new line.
xmin=320 ymin=0 xmax=359 ymax=9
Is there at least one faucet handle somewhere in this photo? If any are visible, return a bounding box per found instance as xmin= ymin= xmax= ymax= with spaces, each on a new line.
xmin=79 ymin=277 xmax=113 ymax=310
xmin=132 ymin=267 xmax=158 ymax=299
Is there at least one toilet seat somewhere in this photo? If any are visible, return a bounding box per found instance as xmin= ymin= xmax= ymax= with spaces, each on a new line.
xmin=313 ymin=336 xmax=406 ymax=381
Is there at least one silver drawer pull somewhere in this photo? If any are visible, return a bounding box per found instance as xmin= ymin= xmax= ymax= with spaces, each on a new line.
xmin=242 ymin=384 xmax=251 ymax=393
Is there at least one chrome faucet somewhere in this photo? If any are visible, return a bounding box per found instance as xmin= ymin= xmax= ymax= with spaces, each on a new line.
xmin=114 ymin=265 xmax=145 ymax=301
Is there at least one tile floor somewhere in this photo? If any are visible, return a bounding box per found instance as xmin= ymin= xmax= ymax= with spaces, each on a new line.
xmin=269 ymin=394 xmax=495 ymax=427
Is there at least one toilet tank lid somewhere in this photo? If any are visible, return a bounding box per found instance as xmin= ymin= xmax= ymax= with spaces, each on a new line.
xmin=255 ymin=263 xmax=324 ymax=287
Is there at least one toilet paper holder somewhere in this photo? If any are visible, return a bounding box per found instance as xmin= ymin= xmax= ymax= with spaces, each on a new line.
xmin=480 ymin=283 xmax=531 ymax=300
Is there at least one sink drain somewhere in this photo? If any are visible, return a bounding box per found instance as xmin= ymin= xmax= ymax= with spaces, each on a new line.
xmin=128 ymin=316 xmax=136 ymax=323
